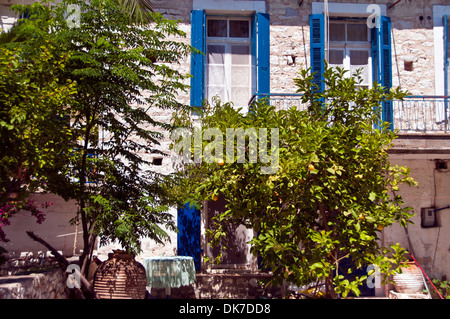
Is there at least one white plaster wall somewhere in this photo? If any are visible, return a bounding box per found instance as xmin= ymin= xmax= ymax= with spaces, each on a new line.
xmin=385 ymin=155 xmax=450 ymax=281
xmin=0 ymin=193 xmax=82 ymax=258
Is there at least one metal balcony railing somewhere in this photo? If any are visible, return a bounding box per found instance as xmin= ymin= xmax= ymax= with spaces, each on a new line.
xmin=249 ymin=93 xmax=307 ymax=112
xmin=250 ymin=94 xmax=450 ymax=134
xmin=392 ymin=96 xmax=449 ymax=133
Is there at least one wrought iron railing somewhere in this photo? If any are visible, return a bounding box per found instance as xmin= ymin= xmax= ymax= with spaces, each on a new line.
xmin=250 ymin=94 xmax=450 ymax=134
xmin=392 ymin=96 xmax=449 ymax=133
xmin=249 ymin=93 xmax=307 ymax=111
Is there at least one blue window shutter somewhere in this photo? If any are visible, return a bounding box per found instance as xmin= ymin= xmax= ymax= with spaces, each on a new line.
xmin=380 ymin=17 xmax=392 ymax=90
xmin=371 ymin=22 xmax=380 ymax=85
xmin=190 ymin=10 xmax=205 ymax=108
xmin=184 ymin=9 xmax=205 ymax=271
xmin=309 ymin=14 xmax=325 ymax=92
xmin=372 ymin=16 xmax=393 ymax=129
xmin=180 ymin=6 xmax=204 ymax=265
xmin=256 ymin=13 xmax=270 ymax=96
xmin=251 ymin=15 xmax=257 ymax=97
xmin=381 ymin=16 xmax=393 ymax=129
xmin=251 ymin=13 xmax=270 ymax=102
xmin=177 ymin=203 xmax=201 ymax=271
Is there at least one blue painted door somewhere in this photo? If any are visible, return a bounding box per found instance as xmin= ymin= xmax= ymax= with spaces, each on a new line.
xmin=177 ymin=203 xmax=201 ymax=271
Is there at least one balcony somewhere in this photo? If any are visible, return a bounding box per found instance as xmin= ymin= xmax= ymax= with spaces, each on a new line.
xmin=250 ymin=94 xmax=450 ymax=134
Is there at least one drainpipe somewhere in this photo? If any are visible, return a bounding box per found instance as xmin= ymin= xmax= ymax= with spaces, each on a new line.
xmin=409 ymin=253 xmax=444 ymax=299
xmin=444 ymin=16 xmax=449 ymax=133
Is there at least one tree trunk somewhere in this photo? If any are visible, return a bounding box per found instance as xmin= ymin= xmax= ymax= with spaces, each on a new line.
xmin=80 ymin=232 xmax=97 ymax=277
xmin=325 ymin=273 xmax=337 ymax=299
xmin=26 ymin=231 xmax=97 ymax=298
xmin=78 ymin=115 xmax=95 ymax=278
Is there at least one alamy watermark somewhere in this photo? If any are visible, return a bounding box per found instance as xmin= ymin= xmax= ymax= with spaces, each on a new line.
xmin=66 ymin=264 xmax=81 ymax=289
xmin=171 ymin=127 xmax=279 ymax=174
xmin=366 ymin=264 xmax=382 ymax=289
xmin=366 ymin=4 xmax=381 ymax=29
xmin=66 ymin=4 xmax=81 ymax=29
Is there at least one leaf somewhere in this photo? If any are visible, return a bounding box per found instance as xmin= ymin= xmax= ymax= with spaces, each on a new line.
xmin=311 ymin=262 xmax=324 ymax=270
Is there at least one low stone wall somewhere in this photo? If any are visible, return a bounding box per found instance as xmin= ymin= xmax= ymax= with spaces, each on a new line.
xmin=149 ymin=272 xmax=282 ymax=299
xmin=0 ymin=256 xmax=60 ymax=276
xmin=0 ymin=267 xmax=69 ymax=299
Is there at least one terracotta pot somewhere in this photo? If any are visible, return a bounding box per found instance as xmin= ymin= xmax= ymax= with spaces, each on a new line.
xmin=393 ymin=261 xmax=424 ymax=294
xmin=94 ymin=250 xmax=147 ymax=299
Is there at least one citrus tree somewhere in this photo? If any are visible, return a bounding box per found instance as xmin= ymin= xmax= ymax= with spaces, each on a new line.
xmin=172 ymin=65 xmax=417 ymax=298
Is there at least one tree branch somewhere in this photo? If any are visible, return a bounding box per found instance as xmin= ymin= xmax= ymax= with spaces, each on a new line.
xmin=26 ymin=231 xmax=97 ymax=298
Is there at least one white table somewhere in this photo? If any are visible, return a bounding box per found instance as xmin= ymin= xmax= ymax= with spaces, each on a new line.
xmin=142 ymin=256 xmax=196 ymax=297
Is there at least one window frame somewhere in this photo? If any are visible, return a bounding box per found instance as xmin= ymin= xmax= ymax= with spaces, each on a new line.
xmin=433 ymin=5 xmax=450 ymax=96
xmin=310 ymin=5 xmax=393 ymax=128
xmin=205 ymin=16 xmax=253 ymax=107
xmin=328 ymin=19 xmax=373 ymax=88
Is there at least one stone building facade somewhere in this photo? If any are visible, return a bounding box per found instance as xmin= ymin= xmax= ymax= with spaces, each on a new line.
xmin=2 ymin=0 xmax=450 ymax=298
xmin=154 ymin=0 xmax=450 ymax=294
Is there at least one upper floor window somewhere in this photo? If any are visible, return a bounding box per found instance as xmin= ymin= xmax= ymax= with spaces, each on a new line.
xmin=190 ymin=10 xmax=269 ymax=110
xmin=432 ymin=6 xmax=450 ymax=96
xmin=328 ymin=20 xmax=372 ymax=89
xmin=206 ymin=17 xmax=252 ymax=107
xmin=310 ymin=7 xmax=392 ymax=127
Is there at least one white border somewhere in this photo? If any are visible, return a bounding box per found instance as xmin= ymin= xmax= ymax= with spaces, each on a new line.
xmin=193 ymin=0 xmax=266 ymax=14
xmin=312 ymin=2 xmax=386 ymax=17
xmin=433 ymin=5 xmax=450 ymax=96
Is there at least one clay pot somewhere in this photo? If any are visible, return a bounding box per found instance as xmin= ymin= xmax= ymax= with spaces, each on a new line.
xmin=393 ymin=261 xmax=424 ymax=294
xmin=94 ymin=250 xmax=147 ymax=299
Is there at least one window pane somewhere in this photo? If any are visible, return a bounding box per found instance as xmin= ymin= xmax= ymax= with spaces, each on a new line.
xmin=329 ymin=23 xmax=345 ymax=41
xmin=231 ymin=45 xmax=250 ymax=65
xmin=208 ymin=86 xmax=226 ymax=101
xmin=231 ymin=87 xmax=250 ymax=106
xmin=208 ymin=20 xmax=227 ymax=37
xmin=350 ymin=50 xmax=369 ymax=85
xmin=208 ymin=65 xmax=226 ymax=86
xmin=229 ymin=20 xmax=249 ymax=38
xmin=329 ymin=50 xmax=344 ymax=65
xmin=347 ymin=24 xmax=368 ymax=42
xmin=351 ymin=65 xmax=369 ymax=85
xmin=207 ymin=45 xmax=225 ymax=64
xmin=231 ymin=66 xmax=250 ymax=86
xmin=350 ymin=50 xmax=369 ymax=65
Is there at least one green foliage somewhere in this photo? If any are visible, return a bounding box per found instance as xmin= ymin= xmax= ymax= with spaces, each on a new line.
xmin=6 ymin=0 xmax=192 ymax=258
xmin=0 ymin=41 xmax=76 ymax=243
xmin=431 ymin=278 xmax=450 ymax=299
xmin=173 ymin=64 xmax=417 ymax=298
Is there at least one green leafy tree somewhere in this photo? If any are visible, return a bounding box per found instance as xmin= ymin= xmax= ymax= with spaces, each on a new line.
xmin=172 ymin=65 xmax=417 ymax=298
xmin=119 ymin=0 xmax=154 ymax=24
xmin=0 ymin=42 xmax=76 ymax=245
xmin=9 ymin=0 xmax=193 ymax=275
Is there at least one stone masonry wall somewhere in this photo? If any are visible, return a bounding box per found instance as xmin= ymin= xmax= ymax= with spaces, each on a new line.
xmin=150 ymin=0 xmax=443 ymax=101
xmin=267 ymin=0 xmax=441 ymax=96
xmin=0 ymin=268 xmax=69 ymax=299
xmin=149 ymin=272 xmax=281 ymax=299
xmin=129 ymin=0 xmax=450 ymax=267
